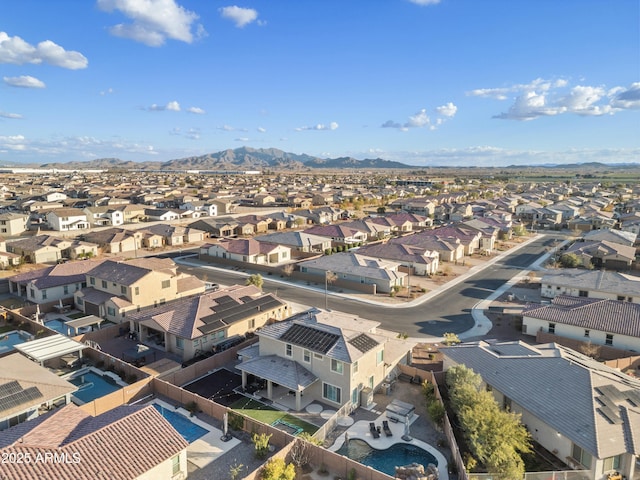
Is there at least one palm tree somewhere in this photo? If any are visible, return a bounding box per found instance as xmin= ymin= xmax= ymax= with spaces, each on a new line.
xmin=324 ymin=270 xmax=337 ymax=310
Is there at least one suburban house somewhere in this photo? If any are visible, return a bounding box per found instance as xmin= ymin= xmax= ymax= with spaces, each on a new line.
xmin=8 ymin=258 xmax=106 ymax=304
xmin=200 ymin=238 xmax=291 ymax=265
xmin=6 ymin=235 xmax=73 ymax=264
xmin=74 ymin=257 xmax=206 ymax=322
xmin=189 ymin=217 xmax=239 ymax=238
xmin=254 ymin=231 xmax=332 ymax=254
xmin=82 ymin=206 xmax=125 ymax=227
xmin=0 ymin=403 xmax=189 ymax=480
xmin=126 ymin=285 xmax=289 ymax=362
xmin=540 ymin=269 xmax=640 ymax=304
xmin=0 ymin=212 xmax=29 ymax=236
xmin=83 ymin=228 xmax=142 ymax=254
xmin=356 ymin=242 xmax=440 ymax=276
xmin=298 ymin=252 xmax=407 ymax=293
xmin=417 ymin=226 xmax=484 ymax=256
xmin=390 ymin=234 xmax=464 ymax=263
xmin=143 ymin=224 xmax=206 ymax=246
xmin=303 ymin=224 xmax=368 ymax=247
xmin=0 ymin=353 xmax=77 ymax=431
xmin=582 ymin=228 xmax=637 ymax=246
xmin=237 ymin=308 xmax=415 ymax=411
xmin=45 ymin=208 xmax=90 ymax=231
xmin=441 ymin=340 xmax=640 ymax=480
xmin=563 ymin=240 xmax=636 ymax=270
xmin=522 ymin=295 xmax=640 ymax=351
xmin=143 ymin=208 xmax=182 ymax=222
xmin=115 ymin=204 xmax=147 ymax=223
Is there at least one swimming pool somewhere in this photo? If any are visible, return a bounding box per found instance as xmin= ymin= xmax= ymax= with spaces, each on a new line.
xmin=0 ymin=330 xmax=32 ymax=354
xmin=45 ymin=319 xmax=73 ymax=336
xmin=336 ymin=439 xmax=438 ymax=477
xmin=69 ymin=370 xmax=124 ymax=404
xmin=152 ymin=403 xmax=209 ymax=443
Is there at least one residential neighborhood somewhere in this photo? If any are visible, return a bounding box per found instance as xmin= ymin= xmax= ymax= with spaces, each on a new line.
xmin=0 ymin=166 xmax=638 ymax=480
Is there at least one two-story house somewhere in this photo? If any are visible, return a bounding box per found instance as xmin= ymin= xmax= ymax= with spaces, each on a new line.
xmin=45 ymin=208 xmax=90 ymax=231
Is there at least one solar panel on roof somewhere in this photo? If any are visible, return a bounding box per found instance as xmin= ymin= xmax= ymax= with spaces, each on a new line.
xmin=598 ymin=405 xmax=623 ymax=425
xmin=348 ymin=333 xmax=379 ymax=353
xmin=280 ymin=324 xmax=339 ymax=354
xmin=625 ymin=390 xmax=640 ymax=407
xmin=198 ymin=296 xmax=283 ymax=334
xmin=0 ymin=386 xmax=43 ymax=414
xmin=597 ymin=384 xmax=626 ymax=403
xmin=0 ymin=380 xmax=22 ymax=398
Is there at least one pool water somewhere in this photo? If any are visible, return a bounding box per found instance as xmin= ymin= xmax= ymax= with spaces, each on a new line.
xmin=0 ymin=331 xmax=31 ymax=354
xmin=45 ymin=319 xmax=73 ymax=336
xmin=153 ymin=404 xmax=209 ymax=443
xmin=70 ymin=371 xmax=122 ymax=404
xmin=336 ymin=439 xmax=438 ymax=476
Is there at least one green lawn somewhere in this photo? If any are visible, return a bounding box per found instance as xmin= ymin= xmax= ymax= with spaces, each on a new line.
xmin=230 ymin=397 xmax=318 ymax=435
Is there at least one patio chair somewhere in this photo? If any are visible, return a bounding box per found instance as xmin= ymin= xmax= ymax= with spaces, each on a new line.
xmin=369 ymin=422 xmax=380 ymax=439
xmin=382 ymin=420 xmax=393 ymax=437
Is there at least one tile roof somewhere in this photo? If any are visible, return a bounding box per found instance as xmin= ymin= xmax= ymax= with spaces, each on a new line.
xmin=254 ymin=231 xmax=329 ymax=248
xmin=357 ymin=243 xmax=437 ymax=265
xmin=9 ymin=259 xmax=108 ymax=289
xmin=523 ymin=295 xmax=640 ymax=337
xmin=298 ymin=252 xmax=406 ymax=281
xmin=0 ymin=403 xmax=188 ymax=480
xmin=541 ymin=269 xmax=640 ymax=298
xmin=440 ymin=341 xmax=640 ymax=459
xmin=217 ymin=238 xmax=281 ymax=255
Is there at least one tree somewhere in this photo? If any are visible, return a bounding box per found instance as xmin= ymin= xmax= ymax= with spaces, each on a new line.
xmin=559 ymin=253 xmax=580 ymax=268
xmin=580 ymin=340 xmax=601 ymax=360
xmin=443 ymin=332 xmax=461 ymax=346
xmin=261 ymin=458 xmax=295 ymax=480
xmin=246 ymin=274 xmax=264 ymax=290
xmin=377 ymin=206 xmax=386 ymax=214
xmin=289 ymin=433 xmax=322 ymax=470
xmin=325 ymin=270 xmax=337 ymax=310
xmin=252 ymin=432 xmax=272 ymax=459
xmin=281 ymin=264 xmax=294 ymax=277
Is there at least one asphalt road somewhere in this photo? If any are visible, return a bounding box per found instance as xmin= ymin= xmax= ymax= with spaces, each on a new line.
xmin=176 ymin=235 xmax=557 ymax=339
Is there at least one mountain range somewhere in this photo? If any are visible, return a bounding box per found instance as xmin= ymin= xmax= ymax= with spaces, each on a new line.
xmin=36 ymin=147 xmax=413 ymax=171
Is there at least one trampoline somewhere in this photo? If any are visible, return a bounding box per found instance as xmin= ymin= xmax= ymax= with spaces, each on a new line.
xmin=182 ymin=368 xmax=243 ymax=406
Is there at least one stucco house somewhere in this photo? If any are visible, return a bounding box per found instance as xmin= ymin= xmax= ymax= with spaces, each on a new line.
xmin=0 ymin=403 xmax=189 ymax=480
xmin=125 ymin=285 xmax=289 ymax=362
xmin=6 ymin=235 xmax=72 ymax=264
xmin=201 ymin=238 xmax=291 ymax=265
xmin=441 ymin=340 xmax=640 ymax=480
xmin=540 ymin=269 xmax=640 ymax=304
xmin=0 ymin=212 xmax=29 ymax=236
xmin=237 ymin=308 xmax=415 ymax=411
xmin=254 ymin=231 xmax=331 ymax=253
xmin=45 ymin=208 xmax=90 ymax=231
xmin=522 ymin=295 xmax=640 ymax=352
xmin=74 ymin=257 xmax=205 ymax=322
xmin=356 ymin=242 xmax=440 ymax=276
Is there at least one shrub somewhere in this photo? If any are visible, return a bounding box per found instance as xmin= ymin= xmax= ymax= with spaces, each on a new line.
xmin=252 ymin=432 xmax=272 ymax=459
xmin=261 ymin=458 xmax=295 ymax=480
xmin=228 ymin=411 xmax=244 ymax=431
xmin=427 ymin=401 xmax=445 ymax=426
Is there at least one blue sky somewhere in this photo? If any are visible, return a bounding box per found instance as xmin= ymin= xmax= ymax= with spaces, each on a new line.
xmin=1 ymin=0 xmax=639 ymax=166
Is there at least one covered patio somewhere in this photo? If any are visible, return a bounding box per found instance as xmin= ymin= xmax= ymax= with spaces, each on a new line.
xmin=237 ymin=355 xmax=318 ymax=411
xmin=65 ymin=315 xmax=105 ymax=335
xmin=14 ymin=334 xmax=87 ymax=370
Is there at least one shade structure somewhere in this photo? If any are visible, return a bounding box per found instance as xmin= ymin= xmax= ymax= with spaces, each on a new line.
xmin=14 ymin=334 xmax=87 ymax=364
xmin=65 ymin=315 xmax=104 ymax=332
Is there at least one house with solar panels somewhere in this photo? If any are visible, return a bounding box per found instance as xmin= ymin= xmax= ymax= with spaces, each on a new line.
xmin=440 ymin=340 xmax=640 ymax=479
xmin=236 ymin=308 xmax=415 ymax=411
xmin=124 ymin=285 xmax=289 ymax=362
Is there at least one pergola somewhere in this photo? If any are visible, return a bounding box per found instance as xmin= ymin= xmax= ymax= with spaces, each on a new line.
xmin=14 ymin=334 xmax=87 ymax=367
xmin=65 ymin=315 xmax=104 ymax=335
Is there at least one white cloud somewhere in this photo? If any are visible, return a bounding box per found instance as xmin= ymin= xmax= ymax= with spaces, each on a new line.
xmin=97 ymin=0 xmax=204 ymax=46
xmin=0 ymin=111 xmax=23 ymax=119
xmin=166 ymin=100 xmax=180 ymax=111
xmin=145 ymin=100 xmax=181 ymax=111
xmin=295 ymin=122 xmax=339 ymax=131
xmin=257 ymin=127 xmax=266 ymax=133
xmin=408 ymin=0 xmax=441 ymax=5
xmin=382 ymin=103 xmax=456 ymax=130
xmin=219 ymin=6 xmax=259 ymax=28
xmin=471 ymin=78 xmax=638 ymax=120
xmin=186 ymin=106 xmax=205 ymax=114
xmin=3 ymin=75 xmax=46 ymax=88
xmin=0 ymin=31 xmax=88 ymax=69
xmin=235 ymin=137 xmax=250 ymax=142
xmin=407 ymin=109 xmax=430 ymax=127
xmin=100 ymin=87 xmax=115 ymax=95
xmin=436 ymin=102 xmax=457 ymax=117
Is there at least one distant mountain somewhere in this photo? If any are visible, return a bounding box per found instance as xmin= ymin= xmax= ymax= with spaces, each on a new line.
xmin=35 ymin=147 xmax=414 ymax=171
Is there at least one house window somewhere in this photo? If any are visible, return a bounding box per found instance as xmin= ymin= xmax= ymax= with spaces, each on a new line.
xmin=322 ymin=383 xmax=341 ymax=404
xmin=135 ymin=286 xmax=139 ymax=295
xmin=584 ymin=330 xmax=590 ymax=338
xmin=107 ymin=307 xmax=115 ymax=316
xmin=176 ymin=337 xmax=184 ymax=350
xmin=376 ymin=349 xmax=384 ymax=365
xmin=63 ymin=285 xmax=69 ymax=295
xmin=248 ymin=318 xmax=255 ymax=329
xmin=29 ymin=289 xmax=35 ymax=298
xmin=605 ymin=334 xmax=613 ymax=346
xmin=602 ymin=455 xmax=621 ymax=473
xmin=101 ymin=280 xmax=107 ymax=288
xmin=161 ymin=279 xmax=170 ymax=289
xmin=285 ymin=344 xmax=292 ymax=357
xmin=578 ymin=290 xmax=588 ymax=297
xmin=618 ymin=295 xmax=625 ymax=301
xmin=303 ymin=350 xmax=310 ymax=363
xmin=368 ymin=376 xmax=374 ymax=389
xmin=314 ymin=353 xmax=323 ymax=360
xmin=77 ymin=297 xmax=83 ymax=305
xmin=548 ymin=323 xmax=555 ymax=334
xmin=571 ymin=443 xmax=592 ymax=469
xmin=121 ymin=286 xmax=127 ymax=294
xmin=42 ymin=290 xmax=47 ymax=300
xmin=503 ymin=395 xmax=512 ymax=411
xmin=352 ymin=361 xmax=359 ymax=375
xmin=331 ymin=359 xmax=343 ymax=374
xmin=172 ymin=455 xmax=181 ymax=475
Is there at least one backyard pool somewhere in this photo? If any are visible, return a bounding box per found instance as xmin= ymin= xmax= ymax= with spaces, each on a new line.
xmin=152 ymin=403 xmax=209 ymax=443
xmin=336 ymin=439 xmax=438 ymax=477
xmin=68 ymin=369 xmax=125 ymax=404
xmin=45 ymin=318 xmax=91 ymax=336
xmin=0 ymin=330 xmax=32 ymax=355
